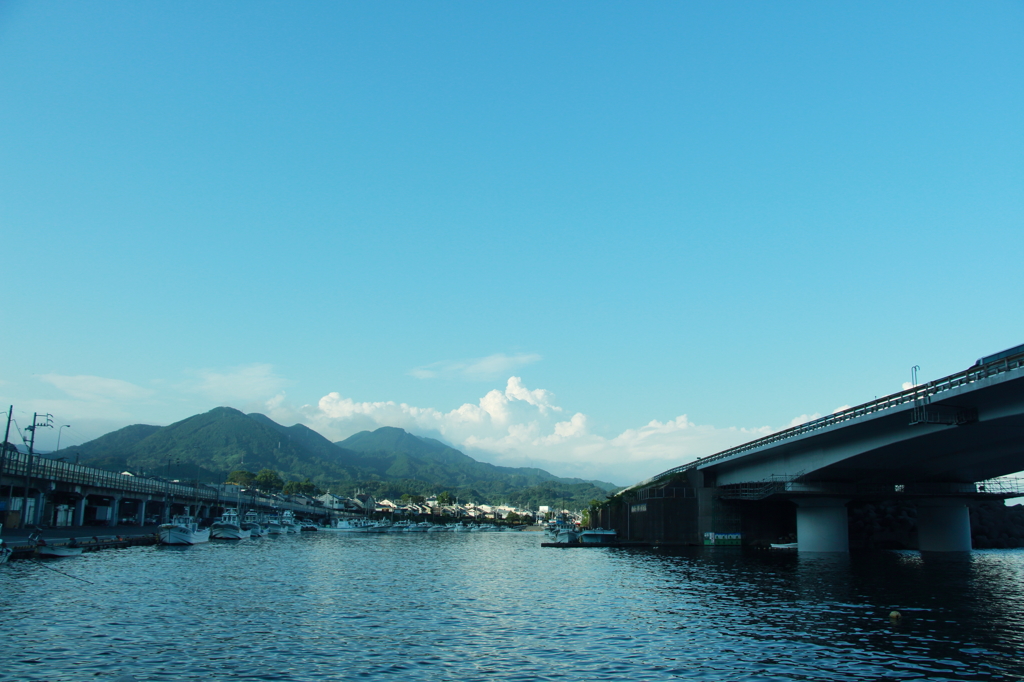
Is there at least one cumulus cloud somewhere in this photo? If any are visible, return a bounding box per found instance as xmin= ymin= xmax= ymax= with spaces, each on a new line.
xmin=410 ymin=353 xmax=542 ymax=380
xmin=787 ymin=413 xmax=821 ymax=427
xmin=304 ymin=376 xmax=771 ymax=484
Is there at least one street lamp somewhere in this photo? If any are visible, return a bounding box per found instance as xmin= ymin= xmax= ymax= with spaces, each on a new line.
xmin=56 ymin=424 xmax=71 ymax=453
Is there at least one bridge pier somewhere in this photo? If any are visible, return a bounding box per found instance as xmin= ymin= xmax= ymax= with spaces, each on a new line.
xmin=795 ymin=498 xmax=849 ymax=552
xmin=917 ymin=499 xmax=972 ymax=552
xmin=108 ymin=496 xmax=120 ymax=527
xmin=73 ymin=495 xmax=87 ymax=527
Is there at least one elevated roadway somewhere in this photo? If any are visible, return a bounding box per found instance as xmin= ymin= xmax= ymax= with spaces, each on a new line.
xmin=633 ymin=345 xmax=1024 ymax=551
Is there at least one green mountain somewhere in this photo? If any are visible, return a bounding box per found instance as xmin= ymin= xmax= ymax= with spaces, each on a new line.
xmin=64 ymin=407 xmax=371 ymax=485
xmin=63 ymin=407 xmax=620 ymax=508
xmin=338 ymin=426 xmax=619 ymax=491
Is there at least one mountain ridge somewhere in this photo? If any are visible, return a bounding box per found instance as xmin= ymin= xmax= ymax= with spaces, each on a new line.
xmin=60 ymin=407 xmax=620 ymax=507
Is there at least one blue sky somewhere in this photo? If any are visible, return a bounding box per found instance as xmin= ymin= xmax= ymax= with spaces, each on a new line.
xmin=2 ymin=2 xmax=1021 ymax=485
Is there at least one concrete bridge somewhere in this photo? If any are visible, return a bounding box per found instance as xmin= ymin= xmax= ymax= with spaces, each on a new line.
xmin=0 ymin=451 xmax=327 ymax=530
xmin=615 ymin=344 xmax=1024 ymax=552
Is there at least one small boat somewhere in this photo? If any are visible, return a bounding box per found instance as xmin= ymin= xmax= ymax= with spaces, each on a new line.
xmin=210 ymin=509 xmax=251 ymax=540
xmin=331 ymin=519 xmax=372 ymax=532
xmin=579 ymin=528 xmax=617 ymax=544
xmin=282 ymin=510 xmax=300 ymax=534
xmin=554 ymin=528 xmax=580 ymax=543
xmin=263 ymin=514 xmax=285 ymax=535
xmin=770 ymin=542 xmax=798 ymax=550
xmin=159 ymin=515 xmax=211 ymax=545
xmin=30 ymin=534 xmax=84 ymax=557
xmin=241 ymin=510 xmax=265 ymax=537
xmin=0 ymin=539 xmax=11 ymax=565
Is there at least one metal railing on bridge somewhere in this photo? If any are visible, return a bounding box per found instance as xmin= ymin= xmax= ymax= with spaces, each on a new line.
xmin=716 ymin=476 xmax=1024 ymax=501
xmin=628 ymin=353 xmax=1024 ymax=492
xmin=0 ymin=450 xmax=323 ymax=514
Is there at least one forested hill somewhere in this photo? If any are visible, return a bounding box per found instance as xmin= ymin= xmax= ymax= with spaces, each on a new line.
xmin=58 ymin=408 xmax=620 ymax=507
xmin=337 ymin=426 xmax=619 ymax=492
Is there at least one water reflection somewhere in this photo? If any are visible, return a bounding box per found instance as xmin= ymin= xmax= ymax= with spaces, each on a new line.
xmin=2 ymin=535 xmax=1024 ymax=680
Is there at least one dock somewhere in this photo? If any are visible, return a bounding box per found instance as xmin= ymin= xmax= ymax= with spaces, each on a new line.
xmin=2 ymin=525 xmax=162 ymax=561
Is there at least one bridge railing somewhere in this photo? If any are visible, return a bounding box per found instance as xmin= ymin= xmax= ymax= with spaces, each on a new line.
xmin=717 ymin=477 xmax=1024 ymax=501
xmin=1 ymin=450 xmax=214 ymax=499
xmin=0 ymin=451 xmax=326 ymax=514
xmin=629 ymin=353 xmax=1024 ymax=491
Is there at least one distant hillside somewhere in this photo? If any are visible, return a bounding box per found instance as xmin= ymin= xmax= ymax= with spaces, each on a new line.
xmin=338 ymin=426 xmax=620 ymax=492
xmin=64 ymin=408 xmax=620 ymax=508
xmin=66 ymin=407 xmax=373 ymax=484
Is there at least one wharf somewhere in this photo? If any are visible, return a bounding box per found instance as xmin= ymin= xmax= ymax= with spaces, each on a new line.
xmin=2 ymin=524 xmax=162 ymax=561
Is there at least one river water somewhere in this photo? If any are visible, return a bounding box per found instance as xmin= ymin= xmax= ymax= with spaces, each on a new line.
xmin=2 ymin=531 xmax=1023 ymax=681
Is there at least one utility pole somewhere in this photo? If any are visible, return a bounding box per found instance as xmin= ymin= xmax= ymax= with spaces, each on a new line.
xmin=1 ymin=406 xmax=12 ymax=523
xmin=23 ymin=412 xmax=53 ymax=528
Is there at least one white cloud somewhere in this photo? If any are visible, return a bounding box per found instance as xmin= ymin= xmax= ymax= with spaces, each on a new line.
xmin=183 ymin=363 xmax=290 ymax=403
xmin=410 ymin=353 xmax=542 ymax=381
xmin=787 ymin=413 xmax=821 ymax=427
xmin=39 ymin=374 xmax=154 ymax=402
xmin=305 ymin=376 xmax=772 ymax=484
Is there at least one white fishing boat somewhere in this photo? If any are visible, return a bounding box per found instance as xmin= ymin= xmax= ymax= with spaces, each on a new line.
xmin=579 ymin=528 xmax=617 ymax=544
xmin=210 ymin=509 xmax=251 ymax=540
xmin=331 ymin=519 xmax=372 ymax=532
xmin=282 ymin=510 xmax=300 ymax=534
xmin=241 ymin=510 xmax=265 ymax=537
xmin=264 ymin=514 xmax=285 ymax=535
xmin=159 ymin=514 xmax=211 ymax=545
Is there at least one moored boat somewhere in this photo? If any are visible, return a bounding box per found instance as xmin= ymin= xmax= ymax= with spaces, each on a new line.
xmin=331 ymin=519 xmax=372 ymax=532
xmin=210 ymin=509 xmax=251 ymax=540
xmin=159 ymin=514 xmax=211 ymax=545
xmin=241 ymin=510 xmax=265 ymax=537
xmin=31 ymin=533 xmax=84 ymax=557
xmin=264 ymin=514 xmax=285 ymax=535
xmin=579 ymin=528 xmax=617 ymax=544
xmin=282 ymin=510 xmax=300 ymax=534
xmin=554 ymin=527 xmax=580 ymax=544
xmin=0 ymin=539 xmax=11 ymax=564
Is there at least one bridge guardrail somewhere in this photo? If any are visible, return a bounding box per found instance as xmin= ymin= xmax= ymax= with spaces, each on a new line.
xmin=0 ymin=451 xmax=323 ymax=514
xmin=717 ymin=476 xmax=1024 ymax=501
xmin=629 ymin=354 xmax=1024 ymax=492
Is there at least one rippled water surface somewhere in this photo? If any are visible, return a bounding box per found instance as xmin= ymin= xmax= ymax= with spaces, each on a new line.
xmin=3 ymin=532 xmax=1024 ymax=681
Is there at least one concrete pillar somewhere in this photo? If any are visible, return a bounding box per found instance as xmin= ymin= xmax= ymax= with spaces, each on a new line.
xmin=73 ymin=496 xmax=87 ymax=527
xmin=34 ymin=491 xmax=46 ymax=526
xmin=795 ymin=498 xmax=849 ymax=552
xmin=917 ymin=499 xmax=972 ymax=552
xmin=109 ymin=497 xmax=121 ymax=527
xmin=136 ymin=499 xmax=147 ymax=526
